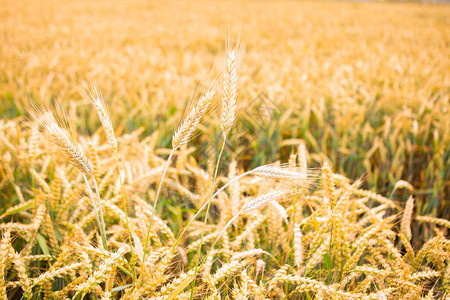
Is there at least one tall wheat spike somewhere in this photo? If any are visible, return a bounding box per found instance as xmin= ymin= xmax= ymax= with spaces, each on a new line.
xmin=220 ymin=34 xmax=244 ymax=137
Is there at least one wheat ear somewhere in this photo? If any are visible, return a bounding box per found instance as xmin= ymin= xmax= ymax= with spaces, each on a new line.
xmin=32 ymin=107 xmax=107 ymax=249
xmin=189 ymin=40 xmax=243 ymax=295
xmin=36 ymin=112 xmax=93 ymax=175
xmin=400 ymin=196 xmax=414 ymax=240
xmin=220 ymin=36 xmax=243 ymax=137
xmin=415 ymin=215 xmax=450 ymax=228
xmin=84 ymin=82 xmax=117 ymax=153
xmin=240 ymin=189 xmax=289 ymax=213
xmin=172 ymin=90 xmax=215 ymax=149
xmin=201 ymin=188 xmax=291 ymax=269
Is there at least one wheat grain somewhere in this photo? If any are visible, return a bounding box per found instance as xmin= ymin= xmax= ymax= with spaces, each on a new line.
xmin=231 ymin=249 xmax=267 ymax=261
xmin=293 ymin=223 xmax=303 ymax=269
xmin=34 ymin=111 xmax=93 ymax=176
xmin=84 ymin=82 xmax=118 ymax=153
xmin=415 ymin=215 xmax=450 ymax=228
xmin=0 ymin=231 xmax=12 ymax=300
xmin=252 ymin=165 xmax=312 ymax=181
xmin=322 ymin=162 xmax=337 ymax=209
xmin=211 ymin=260 xmax=245 ymax=285
xmin=400 ymin=196 xmax=414 ymax=240
xmin=76 ymin=245 xmax=127 ymax=294
xmin=408 ymin=270 xmax=441 ymax=282
xmin=33 ymin=262 xmax=83 ymax=287
xmin=172 ymin=89 xmax=215 ymax=149
xmin=220 ymin=35 xmax=244 ymax=137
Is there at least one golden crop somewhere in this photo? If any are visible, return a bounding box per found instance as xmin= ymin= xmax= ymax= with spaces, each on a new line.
xmin=0 ymin=0 xmax=449 ymax=299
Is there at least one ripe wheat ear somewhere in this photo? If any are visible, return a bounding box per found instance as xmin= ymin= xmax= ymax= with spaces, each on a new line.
xmin=220 ymin=34 xmax=244 ymax=138
xmin=83 ymin=82 xmax=118 ymax=153
xmin=30 ymin=104 xmax=108 ymax=249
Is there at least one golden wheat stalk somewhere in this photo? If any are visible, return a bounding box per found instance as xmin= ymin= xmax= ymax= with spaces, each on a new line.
xmin=31 ymin=105 xmax=108 ymax=249
xmin=84 ymin=174 xmax=108 ymax=250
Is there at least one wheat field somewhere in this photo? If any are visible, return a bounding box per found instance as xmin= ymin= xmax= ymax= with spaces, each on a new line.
xmin=0 ymin=0 xmax=449 ymax=299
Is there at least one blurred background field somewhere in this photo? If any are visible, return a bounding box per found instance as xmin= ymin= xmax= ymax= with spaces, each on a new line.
xmin=1 ymin=0 xmax=449 ymax=221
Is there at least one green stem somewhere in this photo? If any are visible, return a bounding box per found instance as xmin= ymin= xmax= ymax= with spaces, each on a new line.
xmin=83 ymin=174 xmax=107 ymax=250
xmin=329 ymin=213 xmax=334 ymax=282
xmin=189 ymin=137 xmax=226 ymax=300
xmin=140 ymin=149 xmax=174 ymax=284
xmin=31 ymin=162 xmax=36 ymax=212
xmin=91 ymin=174 xmax=108 ymax=250
xmin=115 ymin=157 xmax=137 ymax=282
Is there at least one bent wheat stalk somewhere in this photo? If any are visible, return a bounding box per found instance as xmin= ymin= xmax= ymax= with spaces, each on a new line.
xmin=172 ymin=164 xmax=317 ymax=250
xmin=31 ymin=108 xmax=108 ymax=249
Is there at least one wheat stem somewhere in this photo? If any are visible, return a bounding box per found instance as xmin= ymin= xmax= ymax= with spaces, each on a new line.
xmin=91 ymin=174 xmax=108 ymax=250
xmin=190 ymin=137 xmax=226 ymax=300
xmin=115 ymin=157 xmax=137 ymax=282
xmin=142 ymin=149 xmax=174 ymax=263
xmin=83 ymin=174 xmax=106 ymax=250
